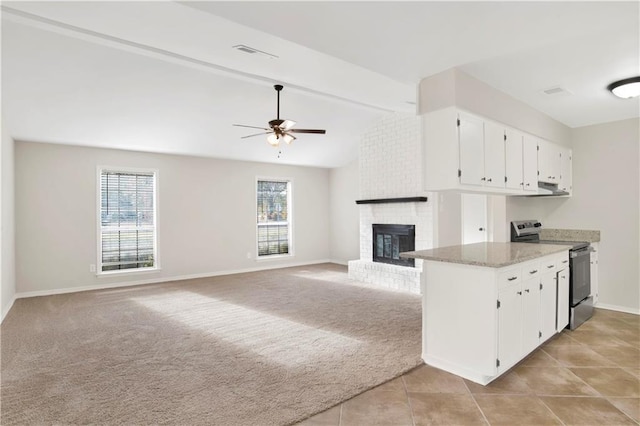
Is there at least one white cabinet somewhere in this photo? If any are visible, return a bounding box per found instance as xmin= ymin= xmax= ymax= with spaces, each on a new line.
xmin=423 ymin=250 xmax=569 ymax=385
xmin=557 ymin=268 xmax=569 ymax=331
xmin=484 ymin=121 xmax=506 ymax=189
xmin=538 ymin=139 xmax=561 ymax=184
xmin=505 ymin=130 xmax=538 ymax=193
xmin=423 ymin=107 xmax=570 ymax=196
xmin=590 ymin=243 xmax=599 ymax=304
xmin=522 ymin=135 xmax=539 ymax=192
xmin=559 ymin=147 xmax=572 ymax=194
xmin=458 ymin=112 xmax=485 ymax=186
xmin=505 ymin=128 xmax=524 ymax=190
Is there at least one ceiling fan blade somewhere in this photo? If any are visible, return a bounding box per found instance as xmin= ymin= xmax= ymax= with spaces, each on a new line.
xmin=233 ymin=124 xmax=270 ymax=130
xmin=241 ymin=131 xmax=273 ymax=139
xmin=289 ymin=129 xmax=326 ymax=134
xmin=281 ymin=119 xmax=296 ymax=130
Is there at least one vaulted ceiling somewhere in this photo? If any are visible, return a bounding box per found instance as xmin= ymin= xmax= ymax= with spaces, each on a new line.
xmin=2 ymin=2 xmax=638 ymax=167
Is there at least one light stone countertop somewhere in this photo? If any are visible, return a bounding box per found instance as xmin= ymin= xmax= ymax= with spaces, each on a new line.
xmin=401 ymin=242 xmax=571 ymax=268
xmin=540 ymin=228 xmax=600 ymax=243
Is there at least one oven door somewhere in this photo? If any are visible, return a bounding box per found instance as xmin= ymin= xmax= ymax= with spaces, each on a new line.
xmin=570 ymin=247 xmax=591 ymax=306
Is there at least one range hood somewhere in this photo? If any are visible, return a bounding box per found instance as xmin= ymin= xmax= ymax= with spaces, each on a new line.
xmin=536 ymin=181 xmax=570 ymax=196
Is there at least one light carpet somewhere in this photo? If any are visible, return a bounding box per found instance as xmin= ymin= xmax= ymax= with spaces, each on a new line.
xmin=1 ymin=263 xmax=422 ymax=425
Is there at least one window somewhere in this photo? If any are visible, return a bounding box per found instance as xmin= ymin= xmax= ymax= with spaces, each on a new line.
xmin=99 ymin=169 xmax=157 ymax=273
xmin=257 ymin=179 xmax=291 ymax=257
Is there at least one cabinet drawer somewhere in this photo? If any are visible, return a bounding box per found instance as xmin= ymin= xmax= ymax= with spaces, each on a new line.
xmin=557 ymin=256 xmax=570 ymax=269
xmin=541 ymin=258 xmax=557 ymax=273
xmin=522 ymin=261 xmax=541 ymax=279
xmin=498 ymin=268 xmax=521 ymax=289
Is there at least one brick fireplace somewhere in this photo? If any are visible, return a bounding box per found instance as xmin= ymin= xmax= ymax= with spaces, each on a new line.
xmin=348 ymin=112 xmax=434 ymax=294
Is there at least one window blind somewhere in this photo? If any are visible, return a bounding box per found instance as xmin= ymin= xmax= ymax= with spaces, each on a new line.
xmin=100 ymin=170 xmax=156 ymax=272
xmin=257 ymin=180 xmax=290 ymax=256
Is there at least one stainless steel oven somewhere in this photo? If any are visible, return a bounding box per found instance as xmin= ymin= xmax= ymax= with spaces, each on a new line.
xmin=510 ymin=220 xmax=593 ymax=329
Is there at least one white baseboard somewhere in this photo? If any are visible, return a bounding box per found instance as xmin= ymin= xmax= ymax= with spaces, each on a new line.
xmin=15 ymin=259 xmax=334 ymax=300
xmin=594 ymin=303 xmax=640 ymax=316
xmin=329 ymin=259 xmax=350 ymax=266
xmin=1 ymin=295 xmax=16 ymax=323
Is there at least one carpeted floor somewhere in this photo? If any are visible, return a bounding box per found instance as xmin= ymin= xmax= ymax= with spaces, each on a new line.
xmin=1 ymin=263 xmax=422 ymax=425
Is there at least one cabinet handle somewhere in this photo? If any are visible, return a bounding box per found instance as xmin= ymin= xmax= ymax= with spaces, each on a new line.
xmin=517 ymin=291 xmax=522 ymax=295
xmin=526 ymin=183 xmax=530 ymax=186
xmin=529 ymin=270 xmax=538 ymax=274
xmin=525 ymin=289 xmax=530 ymax=293
xmin=508 ymin=276 xmax=518 ymax=281
xmin=547 ymin=264 xmax=554 ymax=268
xmin=562 ymin=260 xmax=568 ymax=264
xmin=561 ymin=275 xmax=566 ymax=279
xmin=548 ymin=176 xmax=553 ymax=179
xmin=520 ymin=182 xmax=524 ymax=186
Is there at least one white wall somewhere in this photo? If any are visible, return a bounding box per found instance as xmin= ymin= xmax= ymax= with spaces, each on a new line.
xmin=419 ymin=69 xmax=572 ymax=147
xmin=15 ymin=141 xmax=331 ymax=295
xmin=507 ymin=118 xmax=640 ymax=313
xmin=1 ymin=121 xmax=16 ymax=320
xmin=328 ymin=160 xmax=359 ymax=264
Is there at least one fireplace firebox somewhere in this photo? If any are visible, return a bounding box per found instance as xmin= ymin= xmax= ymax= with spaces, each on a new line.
xmin=372 ymin=224 xmax=415 ymax=267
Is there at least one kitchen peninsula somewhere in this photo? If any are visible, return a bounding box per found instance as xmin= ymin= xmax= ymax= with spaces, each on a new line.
xmin=402 ymin=242 xmax=571 ymax=385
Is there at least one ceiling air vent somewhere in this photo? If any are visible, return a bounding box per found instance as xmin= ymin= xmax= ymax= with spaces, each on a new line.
xmin=232 ymin=45 xmax=278 ymax=59
xmin=541 ymin=86 xmax=571 ymax=96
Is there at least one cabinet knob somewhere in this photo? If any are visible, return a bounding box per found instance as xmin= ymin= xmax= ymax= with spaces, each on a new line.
xmin=479 ymin=227 xmax=485 ymax=231
xmin=517 ymin=291 xmax=522 ymax=295
xmin=487 ymin=178 xmax=492 ymax=182
xmin=526 ymin=183 xmax=530 ymax=186
xmin=481 ymin=177 xmax=486 ymax=181
xmin=520 ymin=182 xmax=524 ymax=186
xmin=525 ymin=289 xmax=530 ymax=293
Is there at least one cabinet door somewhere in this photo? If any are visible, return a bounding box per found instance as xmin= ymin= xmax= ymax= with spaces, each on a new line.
xmin=458 ymin=113 xmax=485 ymax=186
xmin=522 ymin=135 xmax=539 ymax=192
xmin=540 ymin=273 xmax=557 ymax=342
xmin=538 ymin=139 xmax=561 ymax=184
xmin=559 ymin=148 xmax=572 ymax=193
xmin=522 ymin=279 xmax=540 ymax=354
xmin=505 ymin=128 xmax=523 ymax=190
xmin=590 ymin=244 xmax=599 ymax=304
xmin=557 ymin=269 xmax=569 ymax=331
xmin=484 ymin=122 xmax=506 ymax=188
xmin=498 ymin=285 xmax=522 ymax=373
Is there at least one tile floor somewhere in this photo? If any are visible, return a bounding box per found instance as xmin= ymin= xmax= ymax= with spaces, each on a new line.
xmin=297 ymin=308 xmax=640 ymax=425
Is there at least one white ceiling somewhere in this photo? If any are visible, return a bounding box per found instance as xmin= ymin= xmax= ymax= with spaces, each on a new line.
xmin=2 ymin=1 xmax=639 ymax=168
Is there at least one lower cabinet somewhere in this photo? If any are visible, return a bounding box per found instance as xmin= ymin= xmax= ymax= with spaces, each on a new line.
xmin=423 ymin=250 xmax=569 ymax=385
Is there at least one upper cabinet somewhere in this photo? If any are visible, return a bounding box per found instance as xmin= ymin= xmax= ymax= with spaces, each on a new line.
xmin=537 ymin=139 xmax=561 ymax=184
xmin=423 ymin=107 xmax=571 ymax=197
xmin=559 ymin=147 xmax=572 ymax=194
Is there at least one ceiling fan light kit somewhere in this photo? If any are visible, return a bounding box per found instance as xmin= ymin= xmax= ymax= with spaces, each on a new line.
xmin=234 ymin=84 xmax=326 ymax=148
xmin=607 ymin=76 xmax=640 ymax=99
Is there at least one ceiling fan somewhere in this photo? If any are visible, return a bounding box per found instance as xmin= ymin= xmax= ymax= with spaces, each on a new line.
xmin=233 ymin=84 xmax=326 ymax=147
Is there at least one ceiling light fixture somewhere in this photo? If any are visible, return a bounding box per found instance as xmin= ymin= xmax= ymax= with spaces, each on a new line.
xmin=607 ymin=76 xmax=640 ymax=99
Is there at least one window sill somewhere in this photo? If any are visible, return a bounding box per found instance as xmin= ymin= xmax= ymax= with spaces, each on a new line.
xmin=97 ymin=267 xmax=161 ymax=278
xmin=256 ymin=254 xmax=294 ymax=262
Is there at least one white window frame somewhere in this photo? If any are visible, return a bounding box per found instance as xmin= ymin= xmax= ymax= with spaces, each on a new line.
xmin=97 ymin=166 xmax=160 ymax=275
xmin=256 ymin=177 xmax=293 ymax=260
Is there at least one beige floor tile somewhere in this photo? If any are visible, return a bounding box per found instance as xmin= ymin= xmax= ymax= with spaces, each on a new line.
xmin=568 ymin=329 xmax=631 ymax=347
xmin=589 ymin=344 xmax=640 ymax=368
xmin=608 ymin=397 xmax=640 ymax=423
xmin=520 ymin=348 xmax=563 ymax=367
xmin=296 ymin=404 xmax=341 ymax=426
xmin=542 ymin=344 xmax=616 ymax=367
xmin=626 ymin=367 xmax=640 ymax=379
xmin=464 ymin=371 xmax=532 ymax=395
xmin=569 ymin=367 xmax=640 ymax=397
xmin=540 ymin=396 xmax=637 ymax=425
xmin=408 ymin=392 xmax=487 ymax=425
xmin=340 ymin=388 xmax=413 ymax=426
xmin=612 ymin=328 xmax=640 ymax=347
xmin=473 ymin=394 xmax=562 ymax=425
xmin=542 ymin=332 xmax=583 ymax=348
xmin=402 ymin=364 xmax=469 ymax=394
xmin=514 ymin=366 xmax=599 ymax=396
